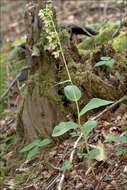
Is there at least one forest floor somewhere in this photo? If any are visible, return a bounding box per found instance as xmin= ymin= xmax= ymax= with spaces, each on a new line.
xmin=0 ymin=0 xmax=127 ymax=190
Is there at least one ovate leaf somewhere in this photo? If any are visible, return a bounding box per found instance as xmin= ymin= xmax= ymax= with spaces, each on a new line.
xmin=52 ymin=122 xmax=79 ymax=137
xmin=60 ymin=160 xmax=73 ymax=170
xmin=95 ymin=57 xmax=115 ymax=67
xmin=83 ymin=120 xmax=97 ymax=137
xmin=70 ymin=131 xmax=81 ymax=137
xmin=8 ymin=47 xmax=19 ymax=61
xmin=26 ymin=146 xmax=39 ymax=160
xmin=88 ymin=148 xmax=100 ymax=159
xmin=115 ymin=147 xmax=127 ymax=156
xmin=94 ymin=59 xmax=115 ymax=67
xmin=80 ymin=98 xmax=113 ymax=116
xmin=104 ymin=134 xmax=127 ymax=143
xmin=20 ymin=139 xmax=40 ymax=152
xmin=104 ymin=134 xmax=116 ymax=142
xmin=64 ymin=85 xmax=81 ymax=102
xmin=38 ymin=139 xmax=51 ymax=147
xmin=78 ymin=153 xmax=87 ymax=159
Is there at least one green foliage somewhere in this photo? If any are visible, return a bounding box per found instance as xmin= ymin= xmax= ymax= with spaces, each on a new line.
xmin=104 ymin=133 xmax=127 ymax=143
xmin=20 ymin=139 xmax=51 ymax=160
xmin=0 ymin=45 xmax=9 ymax=113
xmin=87 ymin=22 xmax=107 ymax=30
xmin=94 ymin=57 xmax=115 ymax=67
xmin=20 ymin=139 xmax=40 ymax=152
xmin=33 ymin=176 xmax=43 ymax=183
xmin=88 ymin=148 xmax=100 ymax=159
xmin=0 ymin=134 xmax=16 ymax=184
xmin=38 ymin=139 xmax=51 ymax=147
xmin=78 ymin=148 xmax=100 ymax=160
xmin=0 ymin=161 xmax=5 ymax=184
xmin=115 ymin=147 xmax=127 ymax=156
xmin=12 ymin=37 xmax=26 ymax=46
xmin=60 ymin=160 xmax=73 ymax=170
xmin=70 ymin=131 xmax=81 ymax=137
xmin=0 ymin=134 xmax=16 ymax=157
xmin=79 ymin=98 xmax=113 ymax=116
xmin=8 ymin=47 xmax=20 ymax=61
xmin=64 ymin=85 xmax=81 ymax=101
xmin=78 ymin=152 xmax=87 ymax=159
xmin=14 ymin=172 xmax=31 ymax=188
xmin=0 ymin=143 xmax=6 ymax=157
xmin=105 ymin=133 xmax=127 ymax=156
xmin=82 ymin=120 xmax=97 ymax=138
xmin=26 ymin=146 xmax=39 ymax=161
xmin=108 ymin=21 xmax=120 ymax=26
xmin=52 ymin=122 xmax=79 ymax=137
xmin=39 ymin=5 xmax=115 ymax=175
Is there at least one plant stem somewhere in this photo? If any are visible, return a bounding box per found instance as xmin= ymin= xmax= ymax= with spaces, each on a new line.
xmin=48 ymin=10 xmax=95 ymax=177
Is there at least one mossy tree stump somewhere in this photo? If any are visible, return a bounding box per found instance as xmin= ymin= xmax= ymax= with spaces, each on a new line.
xmin=16 ymin=1 xmax=127 ymax=144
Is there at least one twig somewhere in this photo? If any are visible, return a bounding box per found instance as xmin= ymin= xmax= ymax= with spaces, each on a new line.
xmin=43 ymin=173 xmax=61 ymax=190
xmin=5 ymin=61 xmax=11 ymax=109
xmin=0 ymin=73 xmax=21 ymax=102
xmin=70 ymin=134 xmax=83 ymax=162
xmin=95 ymin=165 xmax=112 ymax=190
xmin=92 ymin=95 xmax=127 ymax=121
xmin=57 ymin=134 xmax=83 ymax=190
xmin=58 ymin=172 xmax=65 ymax=190
xmin=46 ymin=162 xmax=60 ymax=170
xmin=112 ymin=13 xmax=126 ymax=39
xmin=0 ymin=66 xmax=31 ymax=102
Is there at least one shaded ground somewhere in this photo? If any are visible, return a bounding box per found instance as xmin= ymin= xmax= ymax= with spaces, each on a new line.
xmin=0 ymin=0 xmax=127 ymax=190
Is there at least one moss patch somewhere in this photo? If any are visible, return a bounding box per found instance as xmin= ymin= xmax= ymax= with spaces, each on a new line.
xmin=112 ymin=31 xmax=127 ymax=55
xmin=78 ymin=24 xmax=118 ymax=50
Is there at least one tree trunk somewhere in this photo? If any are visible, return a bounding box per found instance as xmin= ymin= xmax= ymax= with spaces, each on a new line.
xmin=16 ymin=1 xmax=66 ymax=143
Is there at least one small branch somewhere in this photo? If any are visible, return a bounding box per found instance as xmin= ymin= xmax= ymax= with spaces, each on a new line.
xmin=95 ymin=165 xmax=113 ymax=190
xmin=112 ymin=13 xmax=126 ymax=39
xmin=0 ymin=73 xmax=21 ymax=102
xmin=46 ymin=162 xmax=60 ymax=170
xmin=92 ymin=95 xmax=127 ymax=121
xmin=0 ymin=66 xmax=31 ymax=102
xmin=58 ymin=172 xmax=65 ymax=190
xmin=70 ymin=133 xmax=83 ymax=162
xmin=43 ymin=173 xmax=61 ymax=190
xmin=57 ymin=134 xmax=83 ymax=190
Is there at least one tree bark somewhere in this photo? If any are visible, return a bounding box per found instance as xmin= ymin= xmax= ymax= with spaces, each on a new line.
xmin=16 ymin=1 xmax=66 ymax=143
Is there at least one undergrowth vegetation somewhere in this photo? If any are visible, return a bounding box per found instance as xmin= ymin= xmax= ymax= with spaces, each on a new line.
xmin=19 ymin=5 xmax=127 ymax=178
xmin=0 ymin=3 xmax=127 ymax=189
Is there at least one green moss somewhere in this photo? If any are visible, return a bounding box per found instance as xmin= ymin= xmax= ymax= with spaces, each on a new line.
xmin=78 ymin=25 xmax=118 ymax=50
xmin=112 ymin=31 xmax=127 ymax=55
